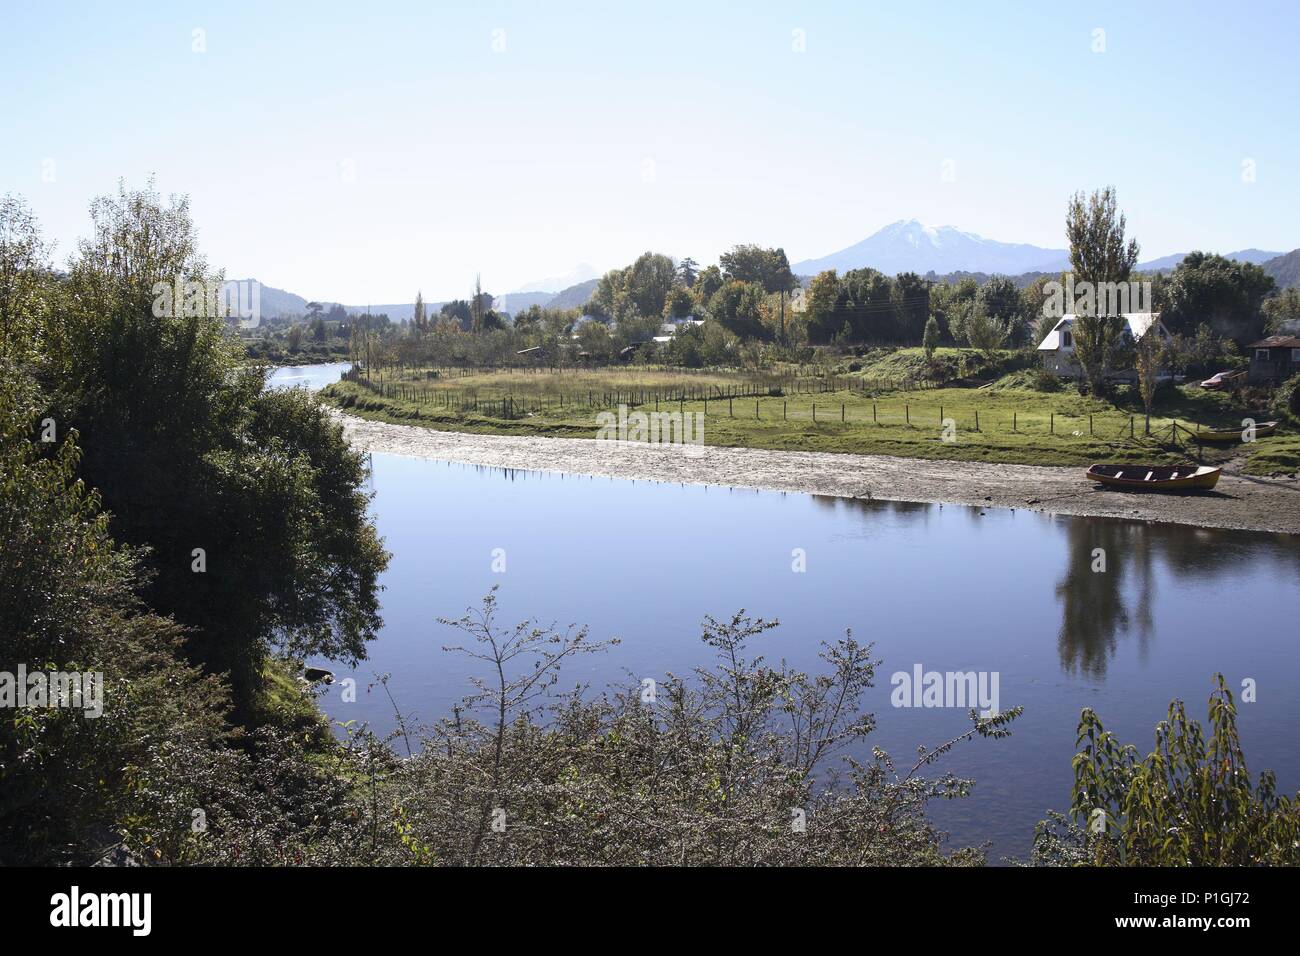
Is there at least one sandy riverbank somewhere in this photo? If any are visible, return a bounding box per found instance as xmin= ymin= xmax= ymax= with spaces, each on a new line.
xmin=330 ymin=411 xmax=1300 ymax=535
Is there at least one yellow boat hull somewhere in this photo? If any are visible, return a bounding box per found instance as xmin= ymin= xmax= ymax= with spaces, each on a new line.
xmin=1086 ymin=464 xmax=1221 ymax=491
xmin=1195 ymin=421 xmax=1278 ymax=443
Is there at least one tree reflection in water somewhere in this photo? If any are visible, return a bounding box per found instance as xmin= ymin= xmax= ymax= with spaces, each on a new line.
xmin=812 ymin=493 xmax=1300 ymax=680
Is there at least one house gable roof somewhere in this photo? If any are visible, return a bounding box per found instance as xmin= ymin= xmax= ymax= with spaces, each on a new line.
xmin=1036 ymin=312 xmax=1165 ymax=351
xmin=1248 ymin=335 xmax=1300 ymax=349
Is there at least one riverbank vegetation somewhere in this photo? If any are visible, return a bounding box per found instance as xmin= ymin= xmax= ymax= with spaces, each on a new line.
xmin=321 ymin=354 xmax=1295 ymax=470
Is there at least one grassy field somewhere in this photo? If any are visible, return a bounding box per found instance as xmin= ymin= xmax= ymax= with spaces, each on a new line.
xmin=321 ymin=362 xmax=1298 ymax=471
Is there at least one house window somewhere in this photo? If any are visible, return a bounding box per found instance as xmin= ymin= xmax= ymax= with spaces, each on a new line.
xmin=1292 ymin=348 xmax=1300 ymax=362
xmin=1061 ymin=331 xmax=1072 ymax=348
xmin=1256 ymin=349 xmax=1271 ymax=361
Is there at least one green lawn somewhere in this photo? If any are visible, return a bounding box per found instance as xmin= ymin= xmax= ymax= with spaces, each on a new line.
xmin=321 ymin=365 xmax=1296 ymax=471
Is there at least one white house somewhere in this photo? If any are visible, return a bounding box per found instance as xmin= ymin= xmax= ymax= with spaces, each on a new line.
xmin=652 ymin=316 xmax=704 ymax=344
xmin=1036 ymin=312 xmax=1171 ymax=381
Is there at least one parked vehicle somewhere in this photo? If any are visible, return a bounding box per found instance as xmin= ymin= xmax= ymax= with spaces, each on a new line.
xmin=1199 ymin=370 xmax=1246 ymax=390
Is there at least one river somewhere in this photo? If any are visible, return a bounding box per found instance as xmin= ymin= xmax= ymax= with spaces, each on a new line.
xmin=285 ymin=364 xmax=1300 ymax=862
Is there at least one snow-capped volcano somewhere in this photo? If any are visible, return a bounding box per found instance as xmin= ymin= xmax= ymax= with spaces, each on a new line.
xmin=792 ymin=219 xmax=1069 ymax=277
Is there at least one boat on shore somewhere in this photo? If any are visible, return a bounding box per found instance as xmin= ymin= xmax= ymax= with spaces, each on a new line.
xmin=1194 ymin=421 xmax=1278 ymax=443
xmin=1086 ymin=463 xmax=1222 ymax=491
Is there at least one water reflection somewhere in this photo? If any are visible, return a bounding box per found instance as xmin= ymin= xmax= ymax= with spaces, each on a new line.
xmin=818 ymin=493 xmax=1300 ymax=681
xmin=1055 ymin=520 xmax=1153 ymax=677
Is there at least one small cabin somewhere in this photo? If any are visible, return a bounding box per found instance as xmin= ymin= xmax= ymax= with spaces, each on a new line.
xmin=1036 ymin=312 xmax=1171 ymax=381
xmin=1246 ymin=335 xmax=1300 ymax=384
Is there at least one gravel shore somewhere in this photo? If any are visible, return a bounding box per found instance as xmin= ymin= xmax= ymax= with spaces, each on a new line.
xmin=331 ymin=411 xmax=1300 ymax=536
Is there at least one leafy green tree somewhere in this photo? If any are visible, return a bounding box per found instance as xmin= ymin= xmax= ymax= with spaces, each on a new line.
xmin=1133 ymin=323 xmax=1166 ymax=434
xmin=891 ymin=272 xmax=931 ymax=342
xmin=589 ymin=253 xmax=675 ymax=322
xmin=1162 ymin=252 xmax=1276 ymax=343
xmin=707 ymin=280 xmax=767 ymax=340
xmin=719 ymin=244 xmax=793 ymax=292
xmin=0 ymin=194 xmax=52 ymax=358
xmin=675 ymin=256 xmax=699 ymax=287
xmin=45 ymin=181 xmax=389 ymax=709
xmin=471 ymin=275 xmax=486 ymax=332
xmin=977 ymin=275 xmax=1024 ymax=344
xmin=1263 ymin=287 xmax=1300 ymax=335
xmin=922 ymin=315 xmax=940 ymax=361
xmin=412 ymin=291 xmax=427 ymax=333
xmin=692 ymin=264 xmax=724 ymax=311
xmin=1065 ymin=187 xmax=1140 ymax=393
xmin=440 ymin=298 xmax=473 ymax=329
xmin=719 ymin=245 xmax=798 ymax=341
xmin=589 ymin=268 xmax=625 ymax=321
xmin=662 ymin=285 xmax=695 ymax=320
xmin=839 ymin=268 xmax=894 ymax=343
xmin=0 ymin=366 xmax=232 ymax=863
xmin=803 ymin=270 xmax=842 ymax=343
xmin=1263 ymin=287 xmax=1300 ymax=334
xmin=625 ymin=252 xmax=676 ymax=319
xmin=963 ymin=303 xmax=1009 ymax=362
xmin=935 ymin=276 xmax=979 ymax=344
xmin=575 ymin=319 xmax=615 ymax=361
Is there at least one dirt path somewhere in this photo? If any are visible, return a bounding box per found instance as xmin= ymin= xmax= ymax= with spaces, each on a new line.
xmin=330 ymin=411 xmax=1300 ymax=535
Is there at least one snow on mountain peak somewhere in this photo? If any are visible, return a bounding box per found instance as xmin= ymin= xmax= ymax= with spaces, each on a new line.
xmin=791 ymin=220 xmax=1069 ymax=277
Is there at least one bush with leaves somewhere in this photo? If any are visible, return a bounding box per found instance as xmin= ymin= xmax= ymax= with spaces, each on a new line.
xmin=1271 ymin=373 xmax=1300 ymax=423
xmin=367 ymin=591 xmax=1021 ymax=866
xmin=1032 ymin=675 xmax=1300 ymax=866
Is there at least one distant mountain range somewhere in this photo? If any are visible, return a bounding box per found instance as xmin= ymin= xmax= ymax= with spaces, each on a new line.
xmin=509 ymin=263 xmax=599 ymax=295
xmin=1136 ymin=248 xmax=1283 ymax=272
xmin=791 ymin=219 xmax=1296 ymax=282
xmin=236 ymin=236 xmax=1300 ymax=323
xmin=245 ymin=283 xmax=310 ymax=317
xmin=1262 ymin=249 xmax=1300 ymax=290
xmin=237 ymin=277 xmax=601 ymax=321
xmin=545 ymin=277 xmax=600 ymax=310
xmin=792 ymin=220 xmax=1070 ymax=277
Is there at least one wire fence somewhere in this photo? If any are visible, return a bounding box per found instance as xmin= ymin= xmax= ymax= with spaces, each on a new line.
xmin=341 ymin=369 xmax=1260 ymax=453
xmin=344 ymin=368 xmax=923 ymax=413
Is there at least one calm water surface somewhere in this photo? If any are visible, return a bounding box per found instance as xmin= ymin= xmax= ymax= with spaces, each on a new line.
xmin=268 ymin=361 xmax=350 ymax=392
xmin=310 ymin=450 xmax=1300 ymax=863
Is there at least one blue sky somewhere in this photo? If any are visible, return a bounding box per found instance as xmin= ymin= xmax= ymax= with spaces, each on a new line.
xmin=3 ymin=0 xmax=1298 ymax=302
